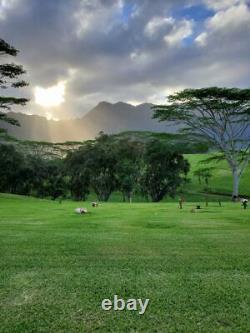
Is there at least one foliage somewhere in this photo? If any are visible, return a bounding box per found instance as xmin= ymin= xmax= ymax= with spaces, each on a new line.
xmin=0 ymin=144 xmax=24 ymax=192
xmin=114 ymin=138 xmax=144 ymax=202
xmin=193 ymin=167 xmax=214 ymax=186
xmin=153 ymin=87 xmax=250 ymax=199
xmin=65 ymin=143 xmax=92 ymax=201
xmin=113 ymin=131 xmax=210 ymax=153
xmin=0 ymin=38 xmax=28 ymax=128
xmin=0 ymin=133 xmax=190 ymax=202
xmin=88 ymin=134 xmax=119 ymax=201
xmin=65 ymin=134 xmax=190 ymax=202
xmin=141 ymin=140 xmax=190 ymax=202
xmin=0 ymin=144 xmax=67 ymax=199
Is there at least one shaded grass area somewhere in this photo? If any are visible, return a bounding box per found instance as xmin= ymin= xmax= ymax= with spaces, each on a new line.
xmin=106 ymin=191 xmax=231 ymax=203
xmin=185 ymin=154 xmax=250 ymax=197
xmin=0 ymin=194 xmax=250 ymax=332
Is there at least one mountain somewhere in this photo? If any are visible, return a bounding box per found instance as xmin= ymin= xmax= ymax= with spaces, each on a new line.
xmin=0 ymin=102 xmax=180 ymax=142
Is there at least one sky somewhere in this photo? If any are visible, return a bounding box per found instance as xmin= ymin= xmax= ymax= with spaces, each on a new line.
xmin=0 ymin=0 xmax=250 ymax=120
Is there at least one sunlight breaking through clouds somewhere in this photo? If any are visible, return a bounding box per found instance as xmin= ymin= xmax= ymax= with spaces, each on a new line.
xmin=0 ymin=0 xmax=249 ymax=119
xmin=34 ymin=82 xmax=66 ymax=108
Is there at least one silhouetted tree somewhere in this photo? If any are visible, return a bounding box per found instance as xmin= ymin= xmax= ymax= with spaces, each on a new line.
xmin=0 ymin=144 xmax=23 ymax=192
xmin=87 ymin=134 xmax=118 ymax=201
xmin=0 ymin=38 xmax=28 ymax=137
xmin=65 ymin=144 xmax=91 ymax=201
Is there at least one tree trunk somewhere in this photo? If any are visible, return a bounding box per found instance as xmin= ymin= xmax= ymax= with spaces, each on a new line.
xmin=97 ymin=191 xmax=111 ymax=202
xmin=232 ymin=168 xmax=239 ymax=201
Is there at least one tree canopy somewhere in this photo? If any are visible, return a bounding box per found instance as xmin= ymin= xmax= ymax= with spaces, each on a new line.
xmin=0 ymin=38 xmax=28 ymax=129
xmin=153 ymin=87 xmax=250 ymax=199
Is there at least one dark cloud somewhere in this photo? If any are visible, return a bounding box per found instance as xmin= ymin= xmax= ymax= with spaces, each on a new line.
xmin=0 ymin=0 xmax=249 ymax=119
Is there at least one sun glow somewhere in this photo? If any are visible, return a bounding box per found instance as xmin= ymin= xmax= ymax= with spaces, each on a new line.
xmin=34 ymin=81 xmax=65 ymax=107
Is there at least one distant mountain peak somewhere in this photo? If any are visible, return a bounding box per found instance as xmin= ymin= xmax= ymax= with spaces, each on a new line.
xmin=114 ymin=101 xmax=133 ymax=107
xmin=2 ymin=100 xmax=180 ymax=142
xmin=96 ymin=101 xmax=112 ymax=107
xmin=136 ymin=102 xmax=154 ymax=108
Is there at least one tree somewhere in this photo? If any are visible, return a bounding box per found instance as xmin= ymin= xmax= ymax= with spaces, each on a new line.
xmin=65 ymin=145 xmax=91 ymax=201
xmin=40 ymin=159 xmax=68 ymax=200
xmin=0 ymin=144 xmax=24 ymax=192
xmin=153 ymin=87 xmax=250 ymax=200
xmin=193 ymin=167 xmax=214 ymax=186
xmin=65 ymin=134 xmax=119 ymax=202
xmin=141 ymin=140 xmax=189 ymax=202
xmin=193 ymin=168 xmax=202 ymax=185
xmin=0 ymin=38 xmax=28 ymax=134
xmin=87 ymin=134 xmax=118 ymax=201
xmin=115 ymin=138 xmax=144 ymax=202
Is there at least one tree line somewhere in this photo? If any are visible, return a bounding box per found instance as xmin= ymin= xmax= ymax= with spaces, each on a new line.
xmin=1 ymin=37 xmax=250 ymax=200
xmin=0 ymin=133 xmax=189 ymax=202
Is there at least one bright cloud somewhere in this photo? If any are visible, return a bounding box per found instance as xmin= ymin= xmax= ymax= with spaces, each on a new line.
xmin=144 ymin=16 xmax=174 ymax=37
xmin=34 ymin=82 xmax=66 ymax=107
xmin=203 ymin=0 xmax=245 ymax=10
xmin=207 ymin=3 xmax=250 ymax=30
xmin=145 ymin=15 xmax=193 ymax=45
xmin=196 ymin=3 xmax=250 ymax=46
xmin=0 ymin=0 xmax=19 ymax=20
xmin=195 ymin=32 xmax=207 ymax=46
xmin=164 ymin=19 xmax=193 ymax=45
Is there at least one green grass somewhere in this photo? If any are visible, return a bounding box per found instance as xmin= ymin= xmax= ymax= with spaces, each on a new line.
xmin=0 ymin=194 xmax=250 ymax=332
xmin=184 ymin=154 xmax=250 ymax=197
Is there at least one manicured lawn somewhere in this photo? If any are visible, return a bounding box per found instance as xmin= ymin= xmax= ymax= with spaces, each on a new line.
xmin=0 ymin=194 xmax=250 ymax=332
xmin=185 ymin=154 xmax=250 ymax=197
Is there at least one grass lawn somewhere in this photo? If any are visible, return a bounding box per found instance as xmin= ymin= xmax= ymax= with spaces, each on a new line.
xmin=185 ymin=154 xmax=250 ymax=197
xmin=0 ymin=194 xmax=250 ymax=332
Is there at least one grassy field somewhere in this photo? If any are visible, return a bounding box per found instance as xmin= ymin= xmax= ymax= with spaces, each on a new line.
xmin=0 ymin=194 xmax=250 ymax=332
xmin=185 ymin=154 xmax=250 ymax=197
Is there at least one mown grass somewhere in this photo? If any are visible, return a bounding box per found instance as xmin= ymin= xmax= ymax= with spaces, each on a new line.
xmin=185 ymin=154 xmax=250 ymax=197
xmin=0 ymin=194 xmax=250 ymax=332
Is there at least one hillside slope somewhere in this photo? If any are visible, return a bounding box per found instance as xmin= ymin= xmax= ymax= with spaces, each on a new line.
xmin=0 ymin=102 xmax=179 ymax=142
xmin=185 ymin=154 xmax=250 ymax=197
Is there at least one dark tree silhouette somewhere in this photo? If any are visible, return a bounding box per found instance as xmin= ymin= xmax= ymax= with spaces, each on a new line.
xmin=0 ymin=38 xmax=28 ymax=129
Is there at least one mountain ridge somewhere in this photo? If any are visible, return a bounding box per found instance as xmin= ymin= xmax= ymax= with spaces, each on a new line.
xmin=0 ymin=101 xmax=178 ymax=142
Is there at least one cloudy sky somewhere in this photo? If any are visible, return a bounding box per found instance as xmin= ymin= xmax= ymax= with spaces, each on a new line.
xmin=1 ymin=0 xmax=250 ymax=119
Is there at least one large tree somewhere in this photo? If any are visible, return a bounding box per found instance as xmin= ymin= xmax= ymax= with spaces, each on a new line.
xmin=0 ymin=144 xmax=23 ymax=192
xmin=115 ymin=138 xmax=144 ymax=202
xmin=153 ymin=87 xmax=250 ymax=200
xmin=65 ymin=134 xmax=118 ymax=202
xmin=0 ymin=38 xmax=28 ymax=133
xmin=65 ymin=144 xmax=91 ymax=201
xmin=141 ymin=140 xmax=189 ymax=202
xmin=87 ymin=134 xmax=118 ymax=201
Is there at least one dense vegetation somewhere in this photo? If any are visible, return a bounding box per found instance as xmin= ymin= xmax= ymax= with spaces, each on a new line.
xmin=0 ymin=133 xmax=189 ymax=202
xmin=2 ymin=134 xmax=250 ymax=203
